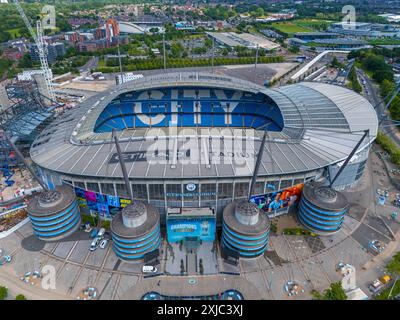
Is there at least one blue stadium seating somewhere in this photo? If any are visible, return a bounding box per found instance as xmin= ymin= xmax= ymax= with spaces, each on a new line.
xmin=94 ymin=87 xmax=284 ymax=132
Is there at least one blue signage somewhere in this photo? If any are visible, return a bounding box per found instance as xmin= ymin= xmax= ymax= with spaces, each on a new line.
xmin=167 ymin=218 xmax=216 ymax=242
xmin=107 ymin=195 xmax=120 ymax=207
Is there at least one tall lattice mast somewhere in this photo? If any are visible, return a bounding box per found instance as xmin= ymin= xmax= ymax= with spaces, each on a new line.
xmin=12 ymin=0 xmax=56 ymax=102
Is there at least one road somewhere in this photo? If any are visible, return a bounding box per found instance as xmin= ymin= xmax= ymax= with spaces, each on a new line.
xmin=79 ymin=57 xmax=99 ymax=75
xmin=357 ymin=68 xmax=400 ymax=146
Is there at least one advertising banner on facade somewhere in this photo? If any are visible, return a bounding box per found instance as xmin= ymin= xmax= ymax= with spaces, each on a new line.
xmin=166 ymin=217 xmax=216 ymax=242
xmin=250 ymin=183 xmax=304 ymax=213
xmin=74 ymin=187 xmax=130 ymax=219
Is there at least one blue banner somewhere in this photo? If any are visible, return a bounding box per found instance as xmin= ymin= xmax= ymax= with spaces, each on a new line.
xmin=167 ymin=217 xmax=216 ymax=242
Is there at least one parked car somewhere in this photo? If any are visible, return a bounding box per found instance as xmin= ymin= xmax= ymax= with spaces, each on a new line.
xmin=369 ymin=240 xmax=386 ymax=254
xmin=90 ymin=229 xmax=98 ymax=239
xmin=142 ymin=265 xmax=157 ymax=273
xmin=90 ymin=238 xmax=101 ymax=251
xmin=99 ymin=239 xmax=108 ymax=249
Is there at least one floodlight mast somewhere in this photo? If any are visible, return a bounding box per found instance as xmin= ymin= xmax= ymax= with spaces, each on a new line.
xmin=329 ymin=129 xmax=369 ymax=188
xmin=112 ymin=129 xmax=134 ymax=201
xmin=248 ymin=131 xmax=268 ymax=201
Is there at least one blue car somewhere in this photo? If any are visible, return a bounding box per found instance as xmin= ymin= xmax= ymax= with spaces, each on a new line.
xmin=90 ymin=229 xmax=98 ymax=239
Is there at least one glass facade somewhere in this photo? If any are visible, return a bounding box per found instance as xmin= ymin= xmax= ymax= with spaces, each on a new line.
xmin=280 ymin=179 xmax=292 ymax=189
xmin=59 ymin=170 xmax=320 ymax=220
xmin=253 ymin=181 xmax=265 ymax=196
xmin=201 ymin=183 xmax=217 ymax=201
xmin=149 ymin=184 xmax=165 ymax=200
xmin=234 ymin=182 xmax=249 ymax=199
xmin=132 ymin=183 xmax=148 ymax=200
xmin=218 ymin=183 xmax=233 ymax=199
xmin=115 ymin=183 xmax=129 ymax=198
xmin=86 ymin=182 xmax=100 ymax=193
xmin=355 ymin=160 xmax=367 ymax=181
xmin=74 ymin=181 xmax=85 ymax=189
xmin=100 ymin=183 xmax=115 ymax=196
xmin=166 ymin=184 xmax=182 ymax=208
xmin=266 ymin=180 xmax=279 ymax=193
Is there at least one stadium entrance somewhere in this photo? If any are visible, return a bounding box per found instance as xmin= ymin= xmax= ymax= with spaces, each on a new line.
xmin=165 ymin=207 xmax=218 ymax=275
xmin=166 ymin=207 xmax=216 ymax=243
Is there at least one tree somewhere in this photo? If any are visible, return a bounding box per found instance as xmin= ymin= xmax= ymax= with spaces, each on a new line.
xmin=170 ymin=42 xmax=186 ymax=59
xmin=348 ymin=66 xmax=362 ymax=93
xmin=386 ymin=252 xmax=400 ymax=277
xmin=331 ymin=56 xmax=343 ymax=68
xmin=237 ymin=21 xmax=247 ymax=32
xmin=323 ymin=282 xmax=347 ymax=300
xmin=15 ymin=294 xmax=27 ymax=300
xmin=251 ymin=7 xmax=264 ymax=18
xmin=313 ymin=282 xmax=347 ymax=300
xmin=143 ymin=6 xmax=151 ymax=15
xmin=0 ymin=58 xmax=13 ymax=79
xmin=0 ymin=30 xmax=10 ymax=43
xmin=373 ymin=69 xmax=394 ymax=84
xmin=289 ymin=45 xmax=300 ymax=54
xmin=0 ymin=286 xmax=8 ymax=300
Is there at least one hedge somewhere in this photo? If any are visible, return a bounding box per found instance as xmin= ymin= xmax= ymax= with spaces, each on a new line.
xmin=97 ymin=55 xmax=284 ymax=73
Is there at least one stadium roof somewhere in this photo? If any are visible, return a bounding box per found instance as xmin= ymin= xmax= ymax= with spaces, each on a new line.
xmin=30 ymin=72 xmax=378 ymax=180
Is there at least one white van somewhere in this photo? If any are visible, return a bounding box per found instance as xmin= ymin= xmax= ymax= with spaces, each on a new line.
xmin=142 ymin=265 xmax=157 ymax=273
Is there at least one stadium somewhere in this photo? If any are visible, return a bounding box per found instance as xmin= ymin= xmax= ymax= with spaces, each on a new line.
xmin=29 ymin=72 xmax=378 ymax=223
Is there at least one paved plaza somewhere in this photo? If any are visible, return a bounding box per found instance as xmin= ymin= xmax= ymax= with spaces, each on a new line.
xmin=1 ymin=145 xmax=400 ymax=300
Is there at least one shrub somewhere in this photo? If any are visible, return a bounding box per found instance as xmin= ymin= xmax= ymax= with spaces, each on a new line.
xmin=0 ymin=286 xmax=8 ymax=300
xmin=375 ymin=131 xmax=400 ymax=165
xmin=312 ymin=282 xmax=347 ymax=300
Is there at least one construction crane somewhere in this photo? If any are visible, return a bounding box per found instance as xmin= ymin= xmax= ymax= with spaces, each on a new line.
xmin=12 ymin=0 xmax=56 ymax=102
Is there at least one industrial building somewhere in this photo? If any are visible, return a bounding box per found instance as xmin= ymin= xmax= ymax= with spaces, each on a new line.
xmin=206 ymin=32 xmax=280 ymax=51
xmin=29 ymin=72 xmax=378 ymax=226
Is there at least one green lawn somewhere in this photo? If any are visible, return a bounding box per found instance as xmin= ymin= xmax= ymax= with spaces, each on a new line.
xmin=271 ymin=19 xmax=332 ymax=37
xmin=271 ymin=22 xmax=311 ymax=36
xmin=368 ymin=38 xmax=400 ymax=46
xmin=97 ymin=58 xmax=106 ymax=68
